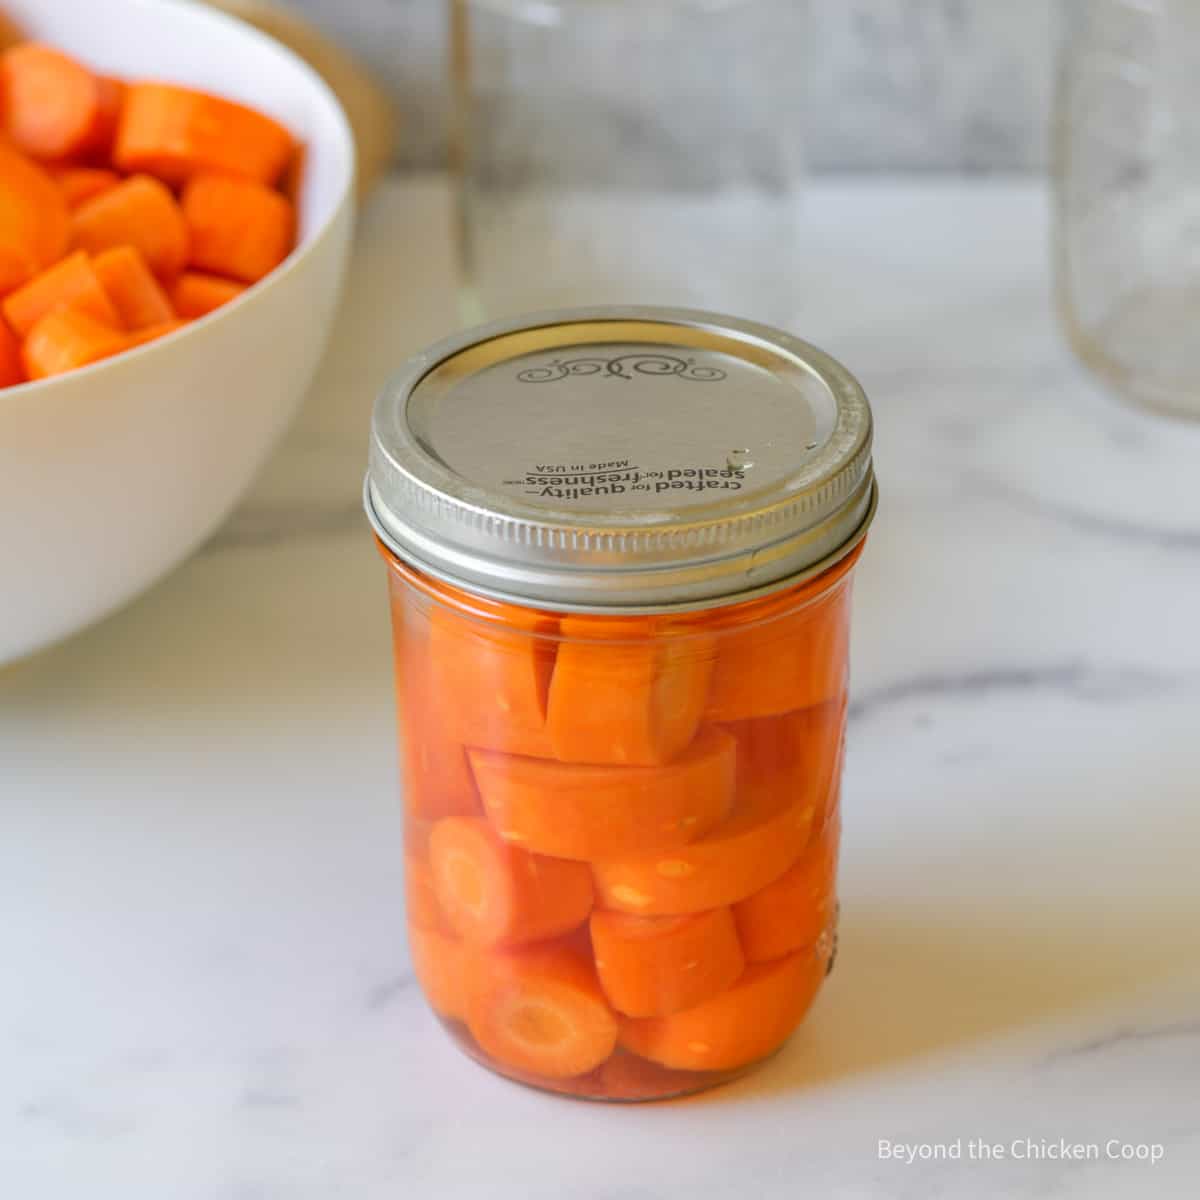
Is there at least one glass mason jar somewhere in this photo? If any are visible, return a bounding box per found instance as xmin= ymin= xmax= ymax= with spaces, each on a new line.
xmin=450 ymin=0 xmax=808 ymax=324
xmin=1054 ymin=0 xmax=1200 ymax=418
xmin=365 ymin=309 xmax=876 ymax=1101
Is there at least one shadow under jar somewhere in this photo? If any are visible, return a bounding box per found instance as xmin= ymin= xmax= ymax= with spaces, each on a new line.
xmin=365 ymin=308 xmax=876 ymax=1101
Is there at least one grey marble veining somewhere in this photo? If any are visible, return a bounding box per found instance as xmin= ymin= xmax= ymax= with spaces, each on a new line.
xmin=282 ymin=0 xmax=1062 ymax=171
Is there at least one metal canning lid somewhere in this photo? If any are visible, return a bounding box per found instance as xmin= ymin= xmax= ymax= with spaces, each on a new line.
xmin=366 ymin=307 xmax=876 ymax=612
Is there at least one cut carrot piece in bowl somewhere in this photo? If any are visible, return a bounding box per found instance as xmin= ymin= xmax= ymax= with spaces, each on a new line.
xmin=0 ymin=143 xmax=69 ymax=292
xmin=428 ymin=603 xmax=558 ymax=759
xmin=86 ymin=76 xmax=126 ymax=161
xmin=92 ymin=246 xmax=174 ymax=329
xmin=618 ymin=947 xmax=825 ymax=1072
xmin=182 ymin=172 xmax=294 ymax=283
xmin=733 ymin=813 xmax=840 ymax=964
xmin=409 ymin=925 xmax=471 ymax=1022
xmin=593 ymin=704 xmax=844 ymax=915
xmin=546 ymin=617 xmax=715 ymax=766
xmin=71 ymin=175 xmax=189 ymax=281
xmin=2 ymin=249 xmax=121 ymax=337
xmin=0 ymin=318 xmax=23 ymax=386
xmin=121 ymin=319 xmax=189 ymax=350
xmin=49 ymin=166 xmax=120 ymax=209
xmin=467 ymin=942 xmax=618 ymax=1079
xmin=0 ymin=44 xmax=103 ymax=162
xmin=170 ymin=271 xmax=245 ymax=318
xmin=429 ymin=816 xmax=593 ymax=947
xmin=470 ymin=725 xmax=735 ymax=862
xmin=590 ymin=907 xmax=744 ymax=1018
xmin=22 ymin=308 xmax=125 ymax=379
xmin=114 ymin=83 xmax=294 ymax=186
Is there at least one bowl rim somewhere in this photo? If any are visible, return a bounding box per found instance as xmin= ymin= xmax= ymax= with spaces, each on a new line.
xmin=0 ymin=0 xmax=357 ymax=402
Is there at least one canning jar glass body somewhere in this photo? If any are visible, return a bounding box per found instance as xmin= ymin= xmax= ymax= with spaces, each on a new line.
xmin=1054 ymin=0 xmax=1200 ymax=418
xmin=452 ymin=0 xmax=808 ymax=325
xmin=382 ymin=546 xmax=861 ymax=1101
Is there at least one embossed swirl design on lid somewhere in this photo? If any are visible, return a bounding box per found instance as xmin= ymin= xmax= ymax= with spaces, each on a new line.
xmin=366 ymin=307 xmax=876 ymax=612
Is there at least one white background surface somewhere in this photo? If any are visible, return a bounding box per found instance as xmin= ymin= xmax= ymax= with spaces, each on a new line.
xmin=3 ymin=177 xmax=1199 ymax=1198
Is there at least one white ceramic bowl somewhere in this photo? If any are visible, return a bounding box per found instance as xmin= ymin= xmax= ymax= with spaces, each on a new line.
xmin=0 ymin=0 xmax=354 ymax=664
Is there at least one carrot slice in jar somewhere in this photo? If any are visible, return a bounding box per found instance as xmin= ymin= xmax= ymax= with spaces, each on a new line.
xmin=429 ymin=817 xmax=593 ymax=947
xmin=702 ymin=546 xmax=861 ymax=722
xmin=469 ymin=725 xmax=735 ymax=862
xmin=618 ymin=947 xmax=824 ymax=1072
xmin=733 ymin=813 xmax=840 ymax=963
xmin=404 ymin=853 xmax=450 ymax=933
xmin=428 ymin=603 xmax=558 ymax=758
xmin=723 ymin=693 xmax=847 ymax=832
xmin=591 ymin=704 xmax=842 ymax=915
xmin=395 ymin=626 xmax=482 ymax=821
xmin=590 ymin=907 xmax=744 ymax=1018
xmin=546 ymin=616 xmax=714 ymax=766
xmin=406 ymin=851 xmax=472 ymax=1019
xmin=409 ymin=925 xmax=471 ymax=1022
xmin=467 ymin=942 xmax=618 ymax=1079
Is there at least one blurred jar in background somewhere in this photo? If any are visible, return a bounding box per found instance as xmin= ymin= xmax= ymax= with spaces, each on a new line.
xmin=451 ymin=0 xmax=807 ymax=324
xmin=1054 ymin=0 xmax=1200 ymax=418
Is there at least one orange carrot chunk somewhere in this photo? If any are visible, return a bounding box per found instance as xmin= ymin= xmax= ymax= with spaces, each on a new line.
xmin=22 ymin=308 xmax=125 ymax=379
xmin=429 ymin=816 xmax=593 ymax=947
xmin=409 ymin=925 xmax=471 ymax=1022
xmin=71 ymin=174 xmax=189 ymax=281
xmin=405 ymin=853 xmax=452 ymax=933
xmin=546 ymin=617 xmax=715 ymax=766
xmin=590 ymin=703 xmax=844 ymax=916
xmin=121 ymin=318 xmax=189 ymax=350
xmin=590 ymin=907 xmax=744 ymax=1018
xmin=395 ymin=625 xmax=483 ymax=822
xmin=618 ymin=947 xmax=825 ymax=1072
xmin=49 ymin=166 xmax=120 ymax=209
xmin=2 ymin=249 xmax=121 ymax=337
xmin=114 ymin=82 xmax=294 ymax=186
xmin=722 ymin=693 xmax=848 ymax=833
xmin=0 ymin=317 xmax=23 ymax=386
xmin=0 ymin=142 xmax=70 ymax=293
xmin=92 ymin=245 xmax=174 ymax=330
xmin=429 ymin=603 xmax=559 ymax=759
xmin=704 ymin=551 xmax=860 ymax=722
xmin=181 ymin=172 xmax=293 ymax=283
xmin=469 ymin=725 xmax=736 ymax=862
xmin=468 ymin=942 xmax=618 ymax=1079
xmin=0 ymin=44 xmax=103 ymax=162
xmin=86 ymin=76 xmax=126 ymax=161
xmin=733 ymin=815 xmax=840 ymax=964
xmin=0 ymin=12 xmax=24 ymax=54
xmin=169 ymin=271 xmax=245 ymax=318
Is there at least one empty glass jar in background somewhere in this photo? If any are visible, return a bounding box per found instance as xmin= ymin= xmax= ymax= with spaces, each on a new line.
xmin=1054 ymin=0 xmax=1200 ymax=418
xmin=451 ymin=0 xmax=808 ymax=324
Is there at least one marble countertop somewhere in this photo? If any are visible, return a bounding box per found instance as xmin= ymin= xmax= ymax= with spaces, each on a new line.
xmin=3 ymin=177 xmax=1199 ymax=1199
